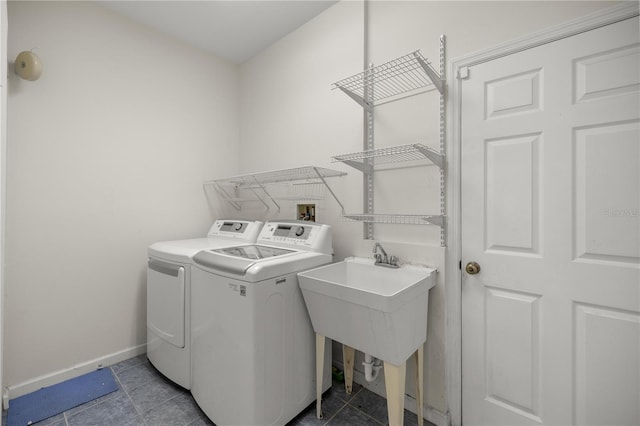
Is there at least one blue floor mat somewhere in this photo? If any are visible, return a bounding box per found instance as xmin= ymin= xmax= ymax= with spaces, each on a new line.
xmin=7 ymin=368 xmax=118 ymax=426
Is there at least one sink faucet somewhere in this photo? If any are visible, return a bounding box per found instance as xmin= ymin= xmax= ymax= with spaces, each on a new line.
xmin=373 ymin=243 xmax=399 ymax=268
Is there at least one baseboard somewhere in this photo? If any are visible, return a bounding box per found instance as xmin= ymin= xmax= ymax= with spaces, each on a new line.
xmin=4 ymin=343 xmax=146 ymax=408
xmin=333 ymin=360 xmax=449 ymax=426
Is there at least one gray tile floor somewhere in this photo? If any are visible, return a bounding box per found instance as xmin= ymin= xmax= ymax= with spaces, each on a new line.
xmin=2 ymin=355 xmax=434 ymax=426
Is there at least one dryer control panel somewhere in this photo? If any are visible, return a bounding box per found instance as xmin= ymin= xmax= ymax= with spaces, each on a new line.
xmin=258 ymin=221 xmax=333 ymax=254
xmin=207 ymin=220 xmax=263 ymax=241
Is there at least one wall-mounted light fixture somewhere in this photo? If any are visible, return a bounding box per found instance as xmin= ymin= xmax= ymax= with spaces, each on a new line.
xmin=14 ymin=50 xmax=42 ymax=81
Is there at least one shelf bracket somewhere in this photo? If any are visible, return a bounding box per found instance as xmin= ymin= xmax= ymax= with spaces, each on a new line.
xmin=312 ymin=167 xmax=345 ymax=214
xmin=251 ymin=178 xmax=279 ymax=211
xmin=212 ymin=183 xmax=242 ymax=211
xmin=413 ymin=52 xmax=445 ymax=95
xmin=338 ymin=86 xmax=373 ymax=112
xmin=422 ymin=215 xmax=445 ymax=227
xmin=340 ymin=159 xmax=373 ymax=174
xmin=413 ymin=144 xmax=444 ymax=169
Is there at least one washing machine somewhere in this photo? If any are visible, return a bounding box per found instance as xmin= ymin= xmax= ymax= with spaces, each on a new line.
xmin=191 ymin=220 xmax=333 ymax=426
xmin=146 ymin=219 xmax=263 ymax=389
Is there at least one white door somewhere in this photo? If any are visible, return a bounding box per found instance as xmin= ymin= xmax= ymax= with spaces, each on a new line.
xmin=461 ymin=17 xmax=639 ymax=426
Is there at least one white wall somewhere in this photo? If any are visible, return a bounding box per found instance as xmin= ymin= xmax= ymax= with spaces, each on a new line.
xmin=4 ymin=1 xmax=239 ymax=391
xmin=238 ymin=0 xmax=617 ymax=422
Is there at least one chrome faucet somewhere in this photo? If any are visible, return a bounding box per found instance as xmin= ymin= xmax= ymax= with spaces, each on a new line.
xmin=373 ymin=243 xmax=399 ymax=268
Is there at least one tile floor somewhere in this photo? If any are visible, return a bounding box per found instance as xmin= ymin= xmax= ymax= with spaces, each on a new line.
xmin=2 ymin=355 xmax=435 ymax=426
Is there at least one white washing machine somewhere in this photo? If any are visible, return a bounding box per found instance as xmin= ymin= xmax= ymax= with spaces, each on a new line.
xmin=146 ymin=219 xmax=263 ymax=389
xmin=191 ymin=220 xmax=333 ymax=426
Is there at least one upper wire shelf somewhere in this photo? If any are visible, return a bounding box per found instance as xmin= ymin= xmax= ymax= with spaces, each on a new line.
xmin=332 ymin=143 xmax=443 ymax=172
xmin=332 ymin=50 xmax=445 ymax=110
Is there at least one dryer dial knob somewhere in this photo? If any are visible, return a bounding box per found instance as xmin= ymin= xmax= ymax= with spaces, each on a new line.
xmin=295 ymin=226 xmax=305 ymax=237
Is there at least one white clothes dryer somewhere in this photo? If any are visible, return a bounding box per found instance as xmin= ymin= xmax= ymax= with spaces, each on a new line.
xmin=147 ymin=219 xmax=263 ymax=389
xmin=191 ymin=221 xmax=333 ymax=426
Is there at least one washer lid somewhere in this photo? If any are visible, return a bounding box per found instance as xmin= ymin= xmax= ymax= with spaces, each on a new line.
xmin=193 ymin=245 xmax=296 ymax=275
xmin=213 ymin=245 xmax=294 ymax=260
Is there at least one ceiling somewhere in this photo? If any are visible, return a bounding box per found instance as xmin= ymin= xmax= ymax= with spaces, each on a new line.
xmin=97 ymin=1 xmax=338 ymax=64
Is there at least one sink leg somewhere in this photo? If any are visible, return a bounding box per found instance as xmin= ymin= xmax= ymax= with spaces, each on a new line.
xmin=383 ymin=361 xmax=406 ymax=426
xmin=342 ymin=344 xmax=355 ymax=394
xmin=315 ymin=333 xmax=325 ymax=420
xmin=414 ymin=344 xmax=424 ymax=426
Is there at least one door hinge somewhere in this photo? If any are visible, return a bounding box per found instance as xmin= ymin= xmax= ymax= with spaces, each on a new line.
xmin=457 ymin=67 xmax=470 ymax=80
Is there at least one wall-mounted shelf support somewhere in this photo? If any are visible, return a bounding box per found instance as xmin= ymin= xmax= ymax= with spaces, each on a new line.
xmin=339 ymin=159 xmax=373 ymax=174
xmin=413 ymin=52 xmax=445 ymax=95
xmin=414 ymin=145 xmax=444 ymax=169
xmin=364 ymin=63 xmax=375 ymax=240
xmin=438 ymin=34 xmax=447 ymax=247
xmin=311 ymin=166 xmax=346 ymax=214
xmin=337 ymin=87 xmax=373 ymax=112
xmin=212 ymin=182 xmax=243 ymax=211
xmin=252 ymin=178 xmax=281 ymax=212
xmin=422 ymin=215 xmax=444 ymax=227
xmin=332 ymin=36 xmax=447 ymax=246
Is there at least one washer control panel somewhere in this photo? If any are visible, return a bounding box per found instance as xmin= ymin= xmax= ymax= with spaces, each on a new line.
xmin=258 ymin=221 xmax=332 ymax=254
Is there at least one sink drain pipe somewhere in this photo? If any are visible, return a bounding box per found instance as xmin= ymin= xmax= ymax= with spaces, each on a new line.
xmin=363 ymin=353 xmax=383 ymax=382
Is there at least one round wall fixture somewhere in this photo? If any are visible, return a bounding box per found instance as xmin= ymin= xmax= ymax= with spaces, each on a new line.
xmin=15 ymin=51 xmax=43 ymax=81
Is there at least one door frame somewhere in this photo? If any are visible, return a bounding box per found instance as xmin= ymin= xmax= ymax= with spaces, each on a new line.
xmin=1 ymin=0 xmax=7 ymax=409
xmin=445 ymin=3 xmax=640 ymax=425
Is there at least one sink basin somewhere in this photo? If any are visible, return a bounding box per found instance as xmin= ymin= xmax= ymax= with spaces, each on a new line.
xmin=298 ymin=257 xmax=436 ymax=365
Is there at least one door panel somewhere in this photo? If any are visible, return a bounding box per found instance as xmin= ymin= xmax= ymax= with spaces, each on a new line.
xmin=462 ymin=17 xmax=640 ymax=426
xmin=574 ymin=304 xmax=640 ymax=426
xmin=485 ymin=133 xmax=541 ymax=254
xmin=574 ymin=121 xmax=639 ymax=263
xmin=484 ymin=287 xmax=541 ymax=421
xmin=485 ymin=69 xmax=543 ymax=119
xmin=574 ymin=44 xmax=639 ymax=102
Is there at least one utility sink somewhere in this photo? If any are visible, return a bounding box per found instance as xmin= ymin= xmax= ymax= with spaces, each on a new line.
xmin=298 ymin=257 xmax=436 ymax=366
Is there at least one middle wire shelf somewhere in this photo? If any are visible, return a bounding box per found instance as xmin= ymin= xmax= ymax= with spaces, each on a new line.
xmin=332 ymin=143 xmax=444 ymax=171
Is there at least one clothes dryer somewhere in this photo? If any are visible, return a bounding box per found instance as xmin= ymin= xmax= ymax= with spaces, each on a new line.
xmin=147 ymin=219 xmax=263 ymax=389
xmin=191 ymin=221 xmax=332 ymax=426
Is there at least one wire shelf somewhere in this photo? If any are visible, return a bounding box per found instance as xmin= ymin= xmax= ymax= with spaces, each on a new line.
xmin=332 ymin=143 xmax=443 ymax=169
xmin=204 ymin=166 xmax=347 ymax=213
xmin=205 ymin=166 xmax=347 ymax=186
xmin=332 ymin=51 xmax=444 ymax=107
xmin=343 ymin=214 xmax=444 ymax=227
xmin=332 ymin=36 xmax=446 ymax=245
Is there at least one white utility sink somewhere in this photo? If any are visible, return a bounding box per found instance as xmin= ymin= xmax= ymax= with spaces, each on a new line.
xmin=298 ymin=257 xmax=436 ymax=366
